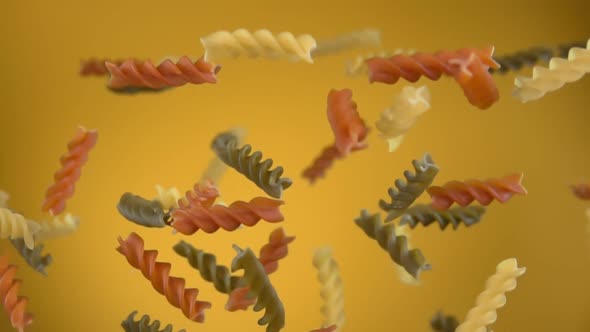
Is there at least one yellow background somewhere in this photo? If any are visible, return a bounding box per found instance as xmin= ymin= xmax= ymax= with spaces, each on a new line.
xmin=1 ymin=0 xmax=589 ymax=331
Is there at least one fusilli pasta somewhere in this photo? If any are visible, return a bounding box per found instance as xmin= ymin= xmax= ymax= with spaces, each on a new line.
xmin=211 ymin=131 xmax=292 ymax=198
xmin=513 ymin=38 xmax=590 ymax=102
xmin=201 ymin=29 xmax=317 ymax=64
xmin=302 ymin=144 xmax=342 ymax=184
xmin=355 ymin=209 xmax=431 ymax=279
xmin=375 ymin=86 xmax=431 ymax=152
xmin=327 ymin=89 xmax=369 ymax=156
xmin=9 ymin=238 xmax=52 ymax=276
xmin=34 ymin=213 xmax=80 ymax=241
xmin=379 ymin=153 xmax=439 ymax=222
xmin=121 ymin=311 xmax=186 ymax=332
xmin=346 ymin=49 xmax=415 ymax=76
xmin=199 ymin=127 xmax=247 ymax=185
xmin=313 ymin=247 xmax=345 ymax=332
xmin=394 ymin=225 xmax=421 ymax=285
xmin=0 ymin=255 xmax=34 ymax=332
xmin=312 ymin=29 xmax=381 ymax=57
xmin=153 ymin=185 xmax=181 ymax=210
xmin=455 ymin=258 xmax=526 ymax=332
xmin=117 ymin=193 xmax=168 ymax=228
xmin=430 ymin=311 xmax=459 ymax=332
xmin=0 ymin=208 xmax=40 ymax=249
xmin=231 ymin=245 xmax=285 ymax=332
xmin=399 ymin=204 xmax=486 ymax=230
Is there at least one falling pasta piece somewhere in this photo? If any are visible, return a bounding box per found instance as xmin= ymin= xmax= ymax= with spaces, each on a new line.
xmin=153 ymin=185 xmax=181 ymax=210
xmin=0 ymin=208 xmax=40 ymax=249
xmin=227 ymin=227 xmax=295 ymax=311
xmin=211 ymin=131 xmax=292 ymax=198
xmin=0 ymin=255 xmax=34 ymax=332
xmin=379 ymin=153 xmax=439 ymax=222
xmin=312 ymin=29 xmax=381 ymax=57
xmin=346 ymin=49 xmax=416 ymax=76
xmin=117 ymin=193 xmax=168 ymax=228
xmin=366 ymin=47 xmax=500 ymax=109
xmin=302 ymin=144 xmax=342 ymax=184
xmin=375 ymin=86 xmax=431 ymax=152
xmin=106 ymin=56 xmax=219 ymax=90
xmin=513 ymin=39 xmax=590 ymax=102
xmin=199 ymin=127 xmax=247 ymax=185
xmin=313 ymin=247 xmax=345 ymax=332
xmin=42 ymin=126 xmax=98 ymax=216
xmin=400 ymin=204 xmax=486 ymax=230
xmin=9 ymin=239 xmax=52 ymax=276
xmin=455 ymin=258 xmax=526 ymax=332
xmin=427 ymin=173 xmax=527 ymax=210
xmin=491 ymin=47 xmax=553 ymax=74
xmin=116 ymin=233 xmax=211 ymax=322
xmin=121 ymin=311 xmax=186 ymax=332
xmin=394 ymin=225 xmax=421 ymax=285
xmin=173 ymin=240 xmax=241 ymax=294
xmin=80 ymin=58 xmax=124 ymax=76
xmin=231 ymin=245 xmax=285 ymax=332
xmin=355 ymin=209 xmax=431 ymax=279
xmin=201 ymin=29 xmax=317 ymax=64
xmin=327 ymin=89 xmax=369 ymax=156
xmin=430 ymin=311 xmax=459 ymax=332
xmin=571 ymin=182 xmax=590 ymax=200
xmin=34 ymin=213 xmax=80 ymax=241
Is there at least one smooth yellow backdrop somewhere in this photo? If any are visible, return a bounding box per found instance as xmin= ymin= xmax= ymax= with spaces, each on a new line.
xmin=1 ymin=0 xmax=589 ymax=331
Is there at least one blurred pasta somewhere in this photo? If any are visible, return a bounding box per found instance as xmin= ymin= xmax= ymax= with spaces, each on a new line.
xmin=312 ymin=29 xmax=381 ymax=57
xmin=0 ymin=208 xmax=40 ymax=249
xmin=400 ymin=204 xmax=486 ymax=230
xmin=9 ymin=238 xmax=52 ymax=276
xmin=313 ymin=247 xmax=345 ymax=331
xmin=121 ymin=311 xmax=186 ymax=332
xmin=0 ymin=255 xmax=34 ymax=332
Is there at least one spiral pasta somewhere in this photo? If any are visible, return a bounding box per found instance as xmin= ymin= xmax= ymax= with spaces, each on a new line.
xmin=42 ymin=126 xmax=98 ymax=216
xmin=327 ymin=89 xmax=369 ymax=156
xmin=117 ymin=193 xmax=168 ymax=228
xmin=379 ymin=153 xmax=439 ymax=222
xmin=80 ymin=58 xmax=124 ymax=76
xmin=34 ymin=213 xmax=80 ymax=241
xmin=455 ymin=258 xmax=526 ymax=332
xmin=313 ymin=247 xmax=345 ymax=332
xmin=0 ymin=208 xmax=40 ymax=250
xmin=571 ymin=182 xmax=590 ymax=200
xmin=312 ymin=29 xmax=381 ymax=57
xmin=376 ymin=86 xmax=431 ymax=152
xmin=201 ymin=29 xmax=317 ymax=64
xmin=200 ymin=127 xmax=248 ymax=185
xmin=399 ymin=204 xmax=486 ymax=230
xmin=346 ymin=49 xmax=416 ymax=76
xmin=0 ymin=191 xmax=9 ymax=208
xmin=231 ymin=245 xmax=285 ymax=332
xmin=490 ymin=47 xmax=553 ymax=74
xmin=173 ymin=240 xmax=241 ymax=294
xmin=430 ymin=311 xmax=459 ymax=332
xmin=366 ymin=47 xmax=500 ymax=109
xmin=394 ymin=225 xmax=420 ymax=285
xmin=9 ymin=239 xmax=52 ymax=276
xmin=0 ymin=255 xmax=34 ymax=332
xmin=211 ymin=131 xmax=292 ymax=198
xmin=427 ymin=173 xmax=527 ymax=210
xmin=355 ymin=209 xmax=431 ymax=279
xmin=153 ymin=185 xmax=181 ymax=210
xmin=121 ymin=311 xmax=186 ymax=332
xmin=227 ymin=227 xmax=295 ymax=311
xmin=513 ymin=39 xmax=590 ymax=102
xmin=302 ymin=144 xmax=342 ymax=184
xmin=116 ymin=233 xmax=211 ymax=322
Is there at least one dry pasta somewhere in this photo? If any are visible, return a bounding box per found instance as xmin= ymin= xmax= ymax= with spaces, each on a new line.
xmin=394 ymin=225 xmax=421 ymax=285
xmin=9 ymin=238 xmax=52 ymax=276
xmin=34 ymin=213 xmax=80 ymax=241
xmin=346 ymin=49 xmax=416 ymax=76
xmin=121 ymin=311 xmax=186 ymax=332
xmin=455 ymin=258 xmax=526 ymax=332
xmin=117 ymin=193 xmax=168 ymax=228
xmin=313 ymin=247 xmax=345 ymax=331
xmin=200 ymin=127 xmax=247 ymax=185
xmin=0 ymin=255 xmax=34 ymax=332
xmin=375 ymin=86 xmax=431 ymax=152
xmin=231 ymin=245 xmax=285 ymax=332
xmin=201 ymin=29 xmax=317 ymax=64
xmin=513 ymin=38 xmax=590 ymax=102
xmin=399 ymin=204 xmax=486 ymax=230
xmin=0 ymin=207 xmax=40 ymax=249
xmin=153 ymin=185 xmax=180 ymax=210
xmin=312 ymin=29 xmax=381 ymax=57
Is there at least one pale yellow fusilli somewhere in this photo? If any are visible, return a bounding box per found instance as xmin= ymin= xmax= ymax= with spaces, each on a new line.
xmin=0 ymin=190 xmax=9 ymax=208
xmin=312 ymin=29 xmax=381 ymax=57
xmin=313 ymin=247 xmax=345 ymax=332
xmin=153 ymin=185 xmax=181 ymax=210
xmin=346 ymin=49 xmax=416 ymax=76
xmin=34 ymin=213 xmax=80 ymax=241
xmin=375 ymin=86 xmax=431 ymax=152
xmin=455 ymin=258 xmax=526 ymax=332
xmin=513 ymin=38 xmax=590 ymax=102
xmin=0 ymin=207 xmax=40 ymax=249
xmin=200 ymin=29 xmax=317 ymax=64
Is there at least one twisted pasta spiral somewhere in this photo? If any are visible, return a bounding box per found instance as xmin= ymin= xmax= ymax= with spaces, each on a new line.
xmin=117 ymin=193 xmax=167 ymax=228
xmin=430 ymin=311 xmax=459 ymax=332
xmin=302 ymin=144 xmax=342 ymax=184
xmin=355 ymin=209 xmax=431 ymax=279
xmin=490 ymin=47 xmax=553 ymax=74
xmin=514 ymin=39 xmax=590 ymax=102
xmin=201 ymin=29 xmax=317 ymax=63
xmin=121 ymin=311 xmax=186 ymax=332
xmin=312 ymin=29 xmax=381 ymax=57
xmin=200 ymin=127 xmax=248 ymax=185
xmin=327 ymin=89 xmax=369 ymax=156
xmin=0 ymin=208 xmax=40 ymax=249
xmin=80 ymin=58 xmax=124 ymax=76
xmin=427 ymin=173 xmax=527 ymax=210
xmin=10 ymin=238 xmax=53 ymax=276
xmin=346 ymin=49 xmax=415 ymax=76
xmin=173 ymin=240 xmax=241 ymax=294
xmin=0 ymin=255 xmax=34 ymax=332
xmin=34 ymin=213 xmax=80 ymax=241
xmin=227 ymin=227 xmax=295 ymax=311
xmin=211 ymin=131 xmax=292 ymax=199
xmin=400 ymin=204 xmax=486 ymax=230
xmin=116 ymin=233 xmax=211 ymax=322
xmin=154 ymin=185 xmax=181 ymax=210
xmin=231 ymin=245 xmax=285 ymax=332
xmin=313 ymin=247 xmax=345 ymax=332
xmin=379 ymin=153 xmax=439 ymax=222
xmin=42 ymin=126 xmax=98 ymax=216
xmin=455 ymin=258 xmax=526 ymax=332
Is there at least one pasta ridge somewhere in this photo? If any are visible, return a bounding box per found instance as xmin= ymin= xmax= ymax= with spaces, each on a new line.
xmin=121 ymin=311 xmax=186 ymax=332
xmin=117 ymin=193 xmax=167 ymax=228
xmin=313 ymin=247 xmax=345 ymax=331
xmin=0 ymin=255 xmax=34 ymax=332
xmin=9 ymin=239 xmax=52 ymax=276
xmin=400 ymin=204 xmax=486 ymax=230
